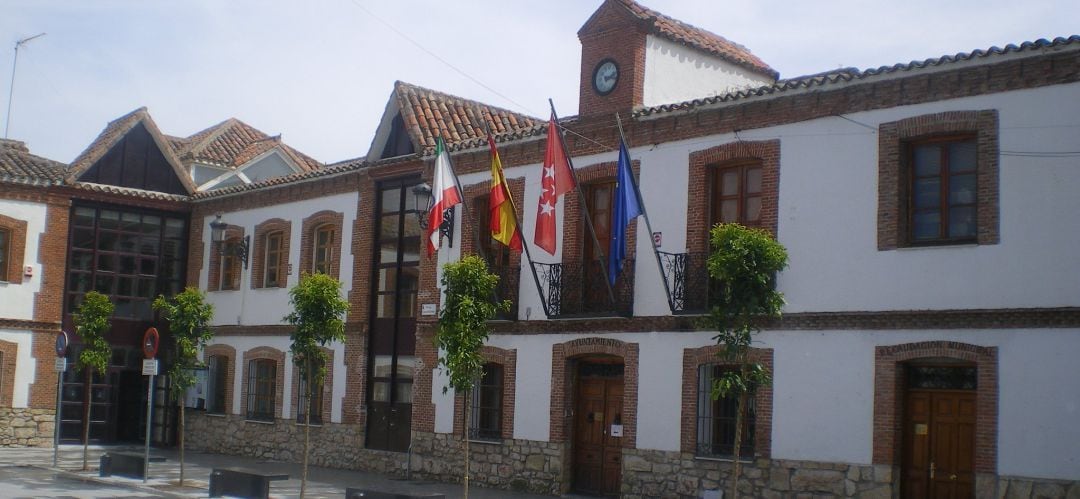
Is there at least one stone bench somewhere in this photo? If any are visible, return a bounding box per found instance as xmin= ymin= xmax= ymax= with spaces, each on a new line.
xmin=345 ymin=488 xmax=445 ymax=499
xmin=209 ymin=467 xmax=289 ymax=499
xmin=99 ymin=451 xmax=167 ymax=479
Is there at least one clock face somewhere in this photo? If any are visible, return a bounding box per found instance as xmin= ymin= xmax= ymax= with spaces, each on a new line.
xmin=592 ymin=59 xmax=619 ymax=96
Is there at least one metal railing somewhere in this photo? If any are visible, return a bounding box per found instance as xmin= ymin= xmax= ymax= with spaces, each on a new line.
xmin=489 ymin=263 xmax=519 ymax=321
xmin=532 ymin=259 xmax=635 ymax=318
xmin=658 ymin=251 xmax=711 ymax=313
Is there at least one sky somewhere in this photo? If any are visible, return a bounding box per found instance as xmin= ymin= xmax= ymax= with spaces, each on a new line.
xmin=2 ymin=0 xmax=1078 ymax=165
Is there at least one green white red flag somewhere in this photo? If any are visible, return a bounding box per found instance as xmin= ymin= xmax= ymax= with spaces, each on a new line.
xmin=426 ymin=137 xmax=463 ymax=256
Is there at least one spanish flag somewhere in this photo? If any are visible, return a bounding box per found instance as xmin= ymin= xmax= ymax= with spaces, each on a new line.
xmin=488 ymin=136 xmax=522 ymax=251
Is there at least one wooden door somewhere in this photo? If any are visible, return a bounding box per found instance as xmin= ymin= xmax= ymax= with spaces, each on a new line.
xmin=582 ymin=182 xmax=615 ymax=311
xmin=573 ymin=370 xmax=623 ymax=495
xmin=902 ymin=390 xmax=976 ymax=499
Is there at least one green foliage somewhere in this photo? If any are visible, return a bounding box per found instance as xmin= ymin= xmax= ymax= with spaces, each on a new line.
xmin=74 ymin=291 xmax=113 ymax=375
xmin=705 ymin=223 xmax=788 ymax=360
xmin=284 ymin=273 xmax=349 ymax=385
xmin=436 ymin=255 xmax=509 ymax=394
xmin=153 ymin=287 xmax=215 ymax=399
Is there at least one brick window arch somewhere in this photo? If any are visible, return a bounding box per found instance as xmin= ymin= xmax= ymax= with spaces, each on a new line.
xmin=685 ymin=139 xmax=780 ymax=255
xmin=300 ymin=210 xmax=344 ymax=278
xmin=251 ymin=218 xmax=292 ymax=289
xmin=0 ymin=214 xmax=28 ymax=284
xmin=873 ymin=341 xmax=998 ymax=473
xmin=203 ymin=344 xmax=236 ymax=415
xmin=208 ymin=224 xmax=244 ymax=291
xmin=460 ymin=178 xmax=525 ymax=319
xmin=453 ymin=345 xmax=517 ymax=440
xmin=292 ymin=347 xmax=334 ymax=425
xmin=681 ymin=344 xmax=773 ymax=458
xmin=550 ymin=337 xmax=638 ymax=447
xmin=241 ymin=346 xmax=285 ymax=421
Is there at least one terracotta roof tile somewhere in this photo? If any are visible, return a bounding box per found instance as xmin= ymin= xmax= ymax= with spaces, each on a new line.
xmin=610 ymin=0 xmax=777 ymax=78
xmin=393 ymin=81 xmax=542 ymax=154
xmin=0 ymin=138 xmax=67 ymax=185
xmin=179 ymin=118 xmax=321 ymax=171
xmin=71 ymin=182 xmax=191 ymax=202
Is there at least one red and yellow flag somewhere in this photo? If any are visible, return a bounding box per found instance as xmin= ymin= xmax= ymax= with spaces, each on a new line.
xmin=488 ymin=136 xmax=522 ymax=251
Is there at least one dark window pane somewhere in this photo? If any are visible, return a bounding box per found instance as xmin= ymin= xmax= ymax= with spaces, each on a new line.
xmin=96 ymin=254 xmax=115 ymax=273
xmin=139 ymin=237 xmax=159 ymax=256
xmin=68 ymin=273 xmax=91 ymax=293
xmin=721 ymin=170 xmax=738 ymax=196
xmin=73 ymin=208 xmax=96 ymax=227
xmin=120 ymin=212 xmax=141 ymax=231
xmin=94 ymin=275 xmax=114 ymax=294
xmin=913 ymin=145 xmax=941 ymax=176
xmin=99 ymin=211 xmax=120 ymax=230
xmin=141 ymin=216 xmax=161 ymax=235
xmin=96 ymin=232 xmax=117 ymax=252
xmin=70 ymin=251 xmax=93 ymax=271
xmin=745 ymin=167 xmax=762 ymax=194
xmin=164 ymin=218 xmax=185 ymax=238
xmin=912 ymin=210 xmax=941 ymax=240
xmin=913 ymin=178 xmax=941 ymax=209
xmin=139 ymin=258 xmax=156 ymax=276
xmin=381 ymin=188 xmax=402 ymax=214
xmin=116 ymin=277 xmax=133 ymax=297
xmin=949 ymin=142 xmax=977 ymax=172
xmin=744 ymin=196 xmax=762 ymax=223
xmin=949 ymin=207 xmax=977 ymax=239
xmin=73 ymin=228 xmax=95 ymax=249
xmin=949 ymin=174 xmax=977 ymax=205
xmin=380 ymin=215 xmax=400 ymax=240
xmin=119 ymin=256 xmax=136 ymax=274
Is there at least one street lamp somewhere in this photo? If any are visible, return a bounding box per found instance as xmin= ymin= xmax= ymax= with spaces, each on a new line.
xmin=411 ymin=182 xmax=454 ymax=245
xmin=209 ymin=213 xmax=249 ymax=269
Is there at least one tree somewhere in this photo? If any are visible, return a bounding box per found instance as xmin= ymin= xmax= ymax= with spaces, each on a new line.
xmin=435 ymin=255 xmax=509 ymax=499
xmin=704 ymin=223 xmax=787 ymax=499
xmin=283 ymin=273 xmax=348 ymax=498
xmin=73 ymin=291 xmax=113 ymax=471
xmin=153 ymin=287 xmax=214 ymax=487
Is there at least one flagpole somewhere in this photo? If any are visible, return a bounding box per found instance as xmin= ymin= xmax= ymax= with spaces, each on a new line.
xmin=548 ymin=99 xmax=619 ymax=313
xmin=614 ymin=113 xmax=676 ymax=314
xmin=479 ymin=117 xmax=552 ymax=319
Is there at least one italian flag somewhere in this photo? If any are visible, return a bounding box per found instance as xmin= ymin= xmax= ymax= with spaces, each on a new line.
xmin=426 ymin=137 xmax=463 ymax=256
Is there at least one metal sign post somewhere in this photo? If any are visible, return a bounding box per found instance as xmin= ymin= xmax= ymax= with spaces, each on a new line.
xmin=141 ymin=328 xmax=160 ymax=483
xmin=53 ymin=331 xmax=68 ymax=468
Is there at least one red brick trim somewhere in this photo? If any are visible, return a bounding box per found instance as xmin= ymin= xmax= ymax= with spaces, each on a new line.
xmin=203 ymin=344 xmax=236 ymax=415
xmin=291 ymin=347 xmax=334 ymax=424
xmin=452 ymin=345 xmax=517 ymax=440
xmin=549 ymin=337 xmax=638 ymax=448
xmin=685 ymin=140 xmax=780 ymax=254
xmin=872 ymin=341 xmax=997 ymax=473
xmin=207 ymin=225 xmax=244 ymax=292
xmin=561 ymin=161 xmax=639 ymax=266
xmin=298 ymin=210 xmax=344 ymax=279
xmin=250 ymin=218 xmax=291 ymax=289
xmin=877 ymin=110 xmax=999 ymax=250
xmin=0 ymin=340 xmax=17 ymax=408
xmin=0 ymin=214 xmax=27 ymax=284
xmin=28 ymin=330 xmax=59 ymax=409
xmin=34 ymin=201 xmax=69 ymax=324
xmin=240 ymin=346 xmax=285 ymax=420
xmin=411 ymin=322 xmax=436 ymax=433
xmin=210 ymin=325 xmax=294 ymax=336
xmin=680 ymin=345 xmax=773 ymax=458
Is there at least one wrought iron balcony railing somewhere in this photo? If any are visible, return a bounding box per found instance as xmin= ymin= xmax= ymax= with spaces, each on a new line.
xmin=658 ymin=251 xmax=711 ymax=314
xmin=532 ymin=259 xmax=634 ymax=318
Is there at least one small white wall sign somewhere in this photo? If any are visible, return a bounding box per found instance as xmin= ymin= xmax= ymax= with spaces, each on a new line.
xmin=54 ymin=358 xmax=67 ymax=372
xmin=421 ymin=303 xmax=437 ymax=316
xmin=142 ymin=359 xmax=159 ymax=376
xmin=610 ymin=424 xmax=623 ymax=437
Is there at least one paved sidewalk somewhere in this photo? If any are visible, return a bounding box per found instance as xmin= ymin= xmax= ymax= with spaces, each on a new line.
xmin=0 ymin=445 xmax=556 ymax=498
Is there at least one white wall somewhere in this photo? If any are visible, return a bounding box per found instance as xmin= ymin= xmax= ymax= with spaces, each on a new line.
xmin=0 ymin=199 xmax=48 ymax=320
xmin=200 ymin=191 xmax=359 ymax=326
xmin=462 ymin=327 xmax=1080 ymax=480
xmin=643 ymin=35 xmax=774 ymax=108
xmin=0 ymin=330 xmax=37 ymax=408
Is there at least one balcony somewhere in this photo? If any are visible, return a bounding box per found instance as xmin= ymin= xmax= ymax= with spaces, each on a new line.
xmin=658 ymin=251 xmax=711 ymax=314
xmin=489 ymin=263 xmax=519 ymax=321
xmin=533 ymin=259 xmax=634 ymax=318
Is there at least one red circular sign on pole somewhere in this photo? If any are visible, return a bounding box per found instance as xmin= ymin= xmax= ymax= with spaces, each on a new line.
xmin=142 ymin=327 xmax=160 ymax=359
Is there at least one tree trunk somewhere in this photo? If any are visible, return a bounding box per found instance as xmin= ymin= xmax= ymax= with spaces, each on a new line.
xmin=179 ymin=402 xmax=185 ymax=487
xmin=730 ymin=384 xmax=748 ymax=499
xmin=463 ymin=389 xmax=470 ymax=499
xmin=82 ymin=368 xmax=92 ymax=471
xmin=300 ymin=360 xmax=311 ymax=498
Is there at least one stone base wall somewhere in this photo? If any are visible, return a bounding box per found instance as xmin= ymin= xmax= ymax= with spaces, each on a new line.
xmin=409 ymin=431 xmax=564 ymax=495
xmin=0 ymin=408 xmax=54 ymax=447
xmin=183 ymin=411 xmax=404 ymax=474
xmin=996 ymin=476 xmax=1080 ymax=499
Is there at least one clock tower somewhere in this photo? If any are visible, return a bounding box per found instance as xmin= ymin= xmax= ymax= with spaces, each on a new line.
xmin=577 ymin=0 xmax=777 ymax=118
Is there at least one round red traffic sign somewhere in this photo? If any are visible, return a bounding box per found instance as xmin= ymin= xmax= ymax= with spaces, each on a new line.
xmin=55 ymin=331 xmax=69 ymax=357
xmin=142 ymin=327 xmax=160 ymax=359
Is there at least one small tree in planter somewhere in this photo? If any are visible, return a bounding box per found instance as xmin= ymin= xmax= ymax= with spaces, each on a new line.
xmin=283 ymin=273 xmax=348 ymax=498
xmin=73 ymin=291 xmax=113 ymax=471
xmin=435 ymin=255 xmax=509 ymax=499
xmin=153 ymin=287 xmax=214 ymax=487
xmin=704 ymin=223 xmax=787 ymax=499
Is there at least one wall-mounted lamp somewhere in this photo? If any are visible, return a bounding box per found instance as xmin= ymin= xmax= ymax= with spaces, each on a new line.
xmin=209 ymin=213 xmax=250 ymax=269
xmin=411 ymin=182 xmax=454 ymax=246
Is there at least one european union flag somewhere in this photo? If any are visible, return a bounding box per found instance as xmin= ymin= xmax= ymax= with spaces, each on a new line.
xmin=609 ymin=140 xmax=641 ymax=286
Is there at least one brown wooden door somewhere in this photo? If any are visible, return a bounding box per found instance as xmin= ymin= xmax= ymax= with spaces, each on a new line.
xmin=903 ymin=390 xmax=976 ymax=499
xmin=573 ymin=373 xmax=623 ymax=495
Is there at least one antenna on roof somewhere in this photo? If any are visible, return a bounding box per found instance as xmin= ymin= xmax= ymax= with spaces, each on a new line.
xmin=4 ymin=32 xmax=47 ymax=139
